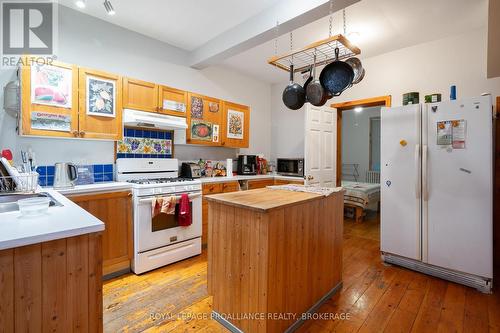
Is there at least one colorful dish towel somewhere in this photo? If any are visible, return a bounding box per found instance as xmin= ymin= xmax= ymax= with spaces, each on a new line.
xmin=151 ymin=196 xmax=177 ymax=218
xmin=178 ymin=193 xmax=192 ymax=227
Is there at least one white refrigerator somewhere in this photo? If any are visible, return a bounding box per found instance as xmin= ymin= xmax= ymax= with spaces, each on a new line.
xmin=381 ymin=96 xmax=493 ymax=293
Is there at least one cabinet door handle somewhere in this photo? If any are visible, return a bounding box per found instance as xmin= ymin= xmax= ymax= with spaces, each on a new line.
xmin=79 ymin=131 xmax=85 ymax=137
xmin=72 ymin=130 xmax=79 ymax=137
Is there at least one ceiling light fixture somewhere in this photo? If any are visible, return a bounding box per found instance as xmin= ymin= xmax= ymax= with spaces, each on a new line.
xmin=354 ymin=107 xmax=363 ymax=113
xmin=103 ymin=0 xmax=115 ymax=15
xmin=75 ymin=0 xmax=86 ymax=9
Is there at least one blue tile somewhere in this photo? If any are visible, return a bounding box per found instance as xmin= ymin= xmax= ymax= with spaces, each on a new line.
xmin=46 ymin=166 xmax=55 ymax=176
xmin=103 ymin=164 xmax=113 ymax=173
xmin=93 ymin=164 xmax=103 ymax=174
xmin=158 ymin=132 xmax=165 ymax=139
xmin=38 ymin=176 xmax=47 ymax=187
xmin=117 ymin=153 xmax=125 ymax=159
xmin=94 ymin=174 xmax=104 ymax=182
xmin=135 ymin=129 xmax=143 ymax=138
xmin=46 ymin=176 xmax=54 ymax=186
xmin=150 ymin=131 xmax=158 ymax=138
xmin=125 ymin=128 xmax=134 ymax=137
xmin=125 ymin=153 xmax=133 ymax=158
xmin=102 ymin=173 xmax=113 ymax=182
xmin=36 ymin=166 xmax=47 ymax=175
xmin=165 ymin=132 xmax=172 ymax=140
xmin=143 ymin=130 xmax=150 ymax=138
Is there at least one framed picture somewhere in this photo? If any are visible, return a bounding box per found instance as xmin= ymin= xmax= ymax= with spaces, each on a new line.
xmin=191 ymin=120 xmax=213 ymax=141
xmin=227 ymin=109 xmax=244 ymax=139
xmin=31 ymin=64 xmax=72 ymax=108
xmin=86 ymin=76 xmax=116 ymax=117
xmin=31 ymin=111 xmax=71 ymax=132
xmin=190 ymin=96 xmax=203 ymax=119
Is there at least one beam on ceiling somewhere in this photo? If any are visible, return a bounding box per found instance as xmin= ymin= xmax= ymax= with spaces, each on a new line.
xmin=189 ymin=0 xmax=359 ymax=69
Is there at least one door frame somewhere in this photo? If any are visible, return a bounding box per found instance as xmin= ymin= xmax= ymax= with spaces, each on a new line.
xmin=331 ymin=95 xmax=391 ymax=186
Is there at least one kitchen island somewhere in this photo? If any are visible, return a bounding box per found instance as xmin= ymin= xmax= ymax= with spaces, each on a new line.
xmin=206 ymin=187 xmax=344 ymax=333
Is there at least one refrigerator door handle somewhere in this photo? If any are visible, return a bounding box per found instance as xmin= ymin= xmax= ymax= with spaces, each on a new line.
xmin=422 ymin=144 xmax=428 ymax=201
xmin=415 ymin=144 xmax=421 ymax=199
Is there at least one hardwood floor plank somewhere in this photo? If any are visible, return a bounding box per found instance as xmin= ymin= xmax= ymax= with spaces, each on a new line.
xmin=436 ymin=283 xmax=466 ymax=333
xmin=103 ymin=214 xmax=497 ymax=333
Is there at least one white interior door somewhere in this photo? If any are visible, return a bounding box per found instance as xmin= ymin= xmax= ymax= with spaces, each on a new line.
xmin=423 ymin=96 xmax=493 ymax=278
xmin=380 ymin=104 xmax=421 ymax=260
xmin=304 ymin=104 xmax=336 ymax=187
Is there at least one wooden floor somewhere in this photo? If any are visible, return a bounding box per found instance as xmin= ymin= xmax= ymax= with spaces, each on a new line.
xmin=103 ymin=212 xmax=500 ymax=333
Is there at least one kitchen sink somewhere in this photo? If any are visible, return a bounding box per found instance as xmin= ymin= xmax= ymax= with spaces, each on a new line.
xmin=0 ymin=192 xmax=63 ymax=214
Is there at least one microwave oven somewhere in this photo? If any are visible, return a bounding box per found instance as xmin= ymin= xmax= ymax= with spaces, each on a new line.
xmin=276 ymin=158 xmax=304 ymax=177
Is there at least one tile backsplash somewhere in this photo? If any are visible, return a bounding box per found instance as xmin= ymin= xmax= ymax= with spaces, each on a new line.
xmin=36 ymin=164 xmax=114 ymax=187
xmin=116 ymin=128 xmax=173 ymax=159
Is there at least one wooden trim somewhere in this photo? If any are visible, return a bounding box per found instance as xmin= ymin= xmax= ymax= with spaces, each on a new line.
xmin=331 ymin=95 xmax=392 ymax=110
xmin=333 ymin=95 xmax=391 ymax=186
xmin=494 ymin=97 xmax=499 ymax=277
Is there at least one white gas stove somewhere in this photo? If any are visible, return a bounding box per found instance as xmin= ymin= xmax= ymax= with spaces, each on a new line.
xmin=116 ymin=158 xmax=202 ymax=274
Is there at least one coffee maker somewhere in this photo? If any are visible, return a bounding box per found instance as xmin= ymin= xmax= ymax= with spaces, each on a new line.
xmin=237 ymin=155 xmax=257 ymax=175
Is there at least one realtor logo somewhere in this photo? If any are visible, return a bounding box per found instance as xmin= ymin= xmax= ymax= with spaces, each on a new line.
xmin=1 ymin=0 xmax=57 ymax=67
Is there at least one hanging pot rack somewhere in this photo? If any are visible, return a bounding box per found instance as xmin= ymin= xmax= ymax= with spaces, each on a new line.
xmin=267 ymin=34 xmax=360 ymax=74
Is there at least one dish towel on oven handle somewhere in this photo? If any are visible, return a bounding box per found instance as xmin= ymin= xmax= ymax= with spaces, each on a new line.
xmin=152 ymin=196 xmax=177 ymax=218
xmin=178 ymin=193 xmax=192 ymax=227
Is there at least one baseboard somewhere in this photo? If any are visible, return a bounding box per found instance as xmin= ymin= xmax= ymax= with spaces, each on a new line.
xmin=212 ymin=281 xmax=343 ymax=333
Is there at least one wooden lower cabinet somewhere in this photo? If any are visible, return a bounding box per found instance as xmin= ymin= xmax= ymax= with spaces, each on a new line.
xmin=247 ymin=178 xmax=275 ymax=190
xmin=202 ymin=181 xmax=239 ymax=246
xmin=68 ymin=191 xmax=132 ymax=276
xmin=273 ymin=179 xmax=304 ymax=185
xmin=0 ymin=233 xmax=103 ymax=333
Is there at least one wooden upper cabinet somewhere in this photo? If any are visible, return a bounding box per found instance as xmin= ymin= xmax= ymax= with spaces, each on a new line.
xmin=78 ymin=67 xmax=123 ymax=140
xmin=186 ymin=92 xmax=223 ymax=146
xmin=222 ymin=101 xmax=250 ymax=148
xmin=20 ymin=60 xmax=79 ymax=138
xmin=158 ymin=85 xmax=188 ymax=117
xmin=122 ymin=77 xmax=158 ymax=113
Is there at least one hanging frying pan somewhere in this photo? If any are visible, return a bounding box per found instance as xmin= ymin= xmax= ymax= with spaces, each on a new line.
xmin=319 ymin=48 xmax=354 ymax=97
xmin=282 ymin=64 xmax=306 ymax=110
xmin=306 ymin=54 xmax=328 ymax=106
xmin=346 ymin=57 xmax=363 ymax=84
xmin=353 ymin=67 xmax=366 ymax=84
xmin=303 ymin=65 xmax=313 ymax=95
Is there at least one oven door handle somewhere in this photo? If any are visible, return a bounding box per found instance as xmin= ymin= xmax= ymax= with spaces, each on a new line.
xmin=138 ymin=193 xmax=202 ymax=204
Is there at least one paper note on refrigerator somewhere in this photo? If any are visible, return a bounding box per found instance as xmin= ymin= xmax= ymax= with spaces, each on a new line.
xmin=437 ymin=121 xmax=452 ymax=146
xmin=452 ymin=120 xmax=466 ymax=149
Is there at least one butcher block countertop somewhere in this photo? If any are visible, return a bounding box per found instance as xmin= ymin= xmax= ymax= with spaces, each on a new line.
xmin=204 ymin=187 xmax=324 ymax=212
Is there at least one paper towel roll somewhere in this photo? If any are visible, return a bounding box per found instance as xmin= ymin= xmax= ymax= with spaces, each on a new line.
xmin=226 ymin=159 xmax=233 ymax=177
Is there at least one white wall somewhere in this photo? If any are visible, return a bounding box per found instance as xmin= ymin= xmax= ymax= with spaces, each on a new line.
xmin=270 ymin=27 xmax=500 ymax=159
xmin=0 ymin=5 xmax=271 ymax=166
xmin=341 ymin=107 xmax=380 ymax=182
xmin=270 ymin=84 xmax=306 ymax=162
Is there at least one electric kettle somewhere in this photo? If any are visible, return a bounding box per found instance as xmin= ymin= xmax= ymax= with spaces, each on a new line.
xmin=53 ymin=162 xmax=78 ymax=189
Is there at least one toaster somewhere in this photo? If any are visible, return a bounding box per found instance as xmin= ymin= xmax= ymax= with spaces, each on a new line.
xmin=180 ymin=162 xmax=202 ymax=178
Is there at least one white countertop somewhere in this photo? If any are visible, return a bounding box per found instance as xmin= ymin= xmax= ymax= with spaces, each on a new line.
xmin=0 ymin=189 xmax=105 ymax=251
xmin=54 ymin=182 xmax=132 ymax=196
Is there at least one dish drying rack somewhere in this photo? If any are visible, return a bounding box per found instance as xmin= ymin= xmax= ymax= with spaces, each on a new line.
xmin=0 ymin=173 xmax=39 ymax=194
xmin=267 ymin=34 xmax=360 ymax=74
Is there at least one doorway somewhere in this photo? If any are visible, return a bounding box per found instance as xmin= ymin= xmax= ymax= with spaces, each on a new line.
xmin=332 ymin=96 xmax=391 ymax=239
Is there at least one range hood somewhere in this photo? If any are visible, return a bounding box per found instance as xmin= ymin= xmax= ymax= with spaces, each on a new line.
xmin=123 ymin=109 xmax=188 ymax=144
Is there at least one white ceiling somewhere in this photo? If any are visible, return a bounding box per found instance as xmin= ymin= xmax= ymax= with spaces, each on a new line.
xmin=222 ymin=0 xmax=488 ymax=83
xmin=60 ymin=0 xmax=488 ymax=83
xmin=58 ymin=0 xmax=282 ymax=51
